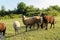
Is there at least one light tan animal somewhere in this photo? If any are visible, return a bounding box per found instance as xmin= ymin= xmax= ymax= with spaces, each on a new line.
xmin=13 ymin=21 xmax=20 ymax=34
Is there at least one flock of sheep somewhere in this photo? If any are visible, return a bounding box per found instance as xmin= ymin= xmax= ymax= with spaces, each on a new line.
xmin=0 ymin=13 xmax=55 ymax=38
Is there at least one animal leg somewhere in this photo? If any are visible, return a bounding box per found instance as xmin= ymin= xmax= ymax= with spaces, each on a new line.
xmin=3 ymin=28 xmax=6 ymax=36
xmin=53 ymin=23 xmax=55 ymax=28
xmin=33 ymin=24 xmax=35 ymax=29
xmin=25 ymin=25 xmax=28 ymax=32
xmin=16 ymin=29 xmax=19 ymax=34
xmin=29 ymin=25 xmax=32 ymax=30
xmin=41 ymin=23 xmax=43 ymax=29
xmin=50 ymin=24 xmax=52 ymax=29
xmin=14 ymin=28 xmax=18 ymax=34
xmin=37 ymin=23 xmax=39 ymax=30
xmin=45 ymin=23 xmax=48 ymax=30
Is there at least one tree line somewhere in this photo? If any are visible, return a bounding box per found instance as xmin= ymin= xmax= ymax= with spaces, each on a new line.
xmin=0 ymin=2 xmax=60 ymax=19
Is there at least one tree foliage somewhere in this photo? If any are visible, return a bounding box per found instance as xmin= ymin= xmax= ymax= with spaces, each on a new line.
xmin=0 ymin=2 xmax=60 ymax=19
xmin=17 ymin=2 xmax=26 ymax=14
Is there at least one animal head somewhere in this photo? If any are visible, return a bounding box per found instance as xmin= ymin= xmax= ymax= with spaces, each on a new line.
xmin=22 ymin=15 xmax=26 ymax=19
xmin=41 ymin=13 xmax=47 ymax=17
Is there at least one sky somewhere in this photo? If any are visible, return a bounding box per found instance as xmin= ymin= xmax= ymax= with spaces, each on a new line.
xmin=0 ymin=0 xmax=60 ymax=10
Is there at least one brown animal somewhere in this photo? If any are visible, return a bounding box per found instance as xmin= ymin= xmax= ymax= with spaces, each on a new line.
xmin=41 ymin=13 xmax=55 ymax=30
xmin=0 ymin=23 xmax=6 ymax=36
xmin=33 ymin=16 xmax=43 ymax=29
xmin=22 ymin=15 xmax=36 ymax=31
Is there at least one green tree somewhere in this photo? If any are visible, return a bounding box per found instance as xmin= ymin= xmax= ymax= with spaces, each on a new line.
xmin=25 ymin=5 xmax=40 ymax=16
xmin=45 ymin=6 xmax=60 ymax=16
xmin=0 ymin=6 xmax=6 ymax=16
xmin=17 ymin=2 xmax=26 ymax=15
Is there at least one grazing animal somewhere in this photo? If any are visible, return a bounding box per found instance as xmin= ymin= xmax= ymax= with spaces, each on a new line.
xmin=22 ymin=15 xmax=36 ymax=31
xmin=41 ymin=13 xmax=55 ymax=30
xmin=33 ymin=16 xmax=43 ymax=29
xmin=0 ymin=23 xmax=6 ymax=36
xmin=13 ymin=21 xmax=20 ymax=34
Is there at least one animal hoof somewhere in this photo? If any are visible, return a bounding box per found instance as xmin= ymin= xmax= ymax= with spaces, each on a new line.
xmin=25 ymin=30 xmax=27 ymax=32
xmin=45 ymin=28 xmax=48 ymax=30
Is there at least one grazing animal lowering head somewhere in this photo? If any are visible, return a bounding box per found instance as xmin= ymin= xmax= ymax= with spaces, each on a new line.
xmin=13 ymin=21 xmax=20 ymax=34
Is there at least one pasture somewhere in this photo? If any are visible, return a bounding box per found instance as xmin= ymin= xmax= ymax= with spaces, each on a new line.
xmin=0 ymin=16 xmax=60 ymax=40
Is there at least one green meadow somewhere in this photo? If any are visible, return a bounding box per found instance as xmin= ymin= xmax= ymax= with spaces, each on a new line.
xmin=0 ymin=16 xmax=60 ymax=40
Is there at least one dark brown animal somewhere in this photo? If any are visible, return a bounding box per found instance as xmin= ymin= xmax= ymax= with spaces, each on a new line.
xmin=41 ymin=13 xmax=55 ymax=30
xmin=0 ymin=23 xmax=6 ymax=36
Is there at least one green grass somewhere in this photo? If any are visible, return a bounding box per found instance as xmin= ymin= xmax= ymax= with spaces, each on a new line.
xmin=0 ymin=16 xmax=60 ymax=40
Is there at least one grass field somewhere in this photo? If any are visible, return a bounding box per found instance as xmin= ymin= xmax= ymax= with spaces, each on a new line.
xmin=0 ymin=16 xmax=60 ymax=40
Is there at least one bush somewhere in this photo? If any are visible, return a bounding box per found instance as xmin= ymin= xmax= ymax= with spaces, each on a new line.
xmin=4 ymin=15 xmax=10 ymax=19
xmin=9 ymin=13 xmax=22 ymax=19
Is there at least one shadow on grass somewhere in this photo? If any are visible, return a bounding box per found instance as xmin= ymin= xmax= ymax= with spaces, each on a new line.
xmin=5 ymin=26 xmax=38 ymax=38
xmin=5 ymin=31 xmax=26 ymax=38
xmin=5 ymin=26 xmax=25 ymax=38
xmin=5 ymin=26 xmax=37 ymax=38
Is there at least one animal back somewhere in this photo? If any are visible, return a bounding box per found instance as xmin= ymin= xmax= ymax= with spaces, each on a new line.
xmin=0 ymin=23 xmax=5 ymax=31
xmin=14 ymin=21 xmax=20 ymax=27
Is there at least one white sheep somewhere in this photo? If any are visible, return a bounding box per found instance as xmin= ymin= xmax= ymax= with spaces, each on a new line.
xmin=13 ymin=21 xmax=20 ymax=34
